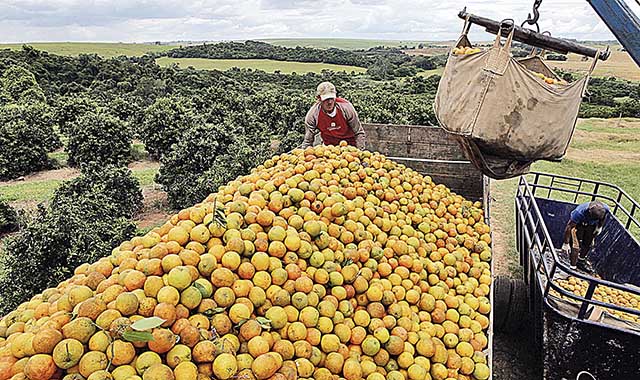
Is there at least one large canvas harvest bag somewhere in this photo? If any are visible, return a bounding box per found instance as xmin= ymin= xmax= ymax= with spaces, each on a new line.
xmin=434 ymin=19 xmax=598 ymax=179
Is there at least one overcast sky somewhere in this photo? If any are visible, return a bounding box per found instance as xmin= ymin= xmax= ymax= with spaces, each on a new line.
xmin=1 ymin=0 xmax=639 ymax=43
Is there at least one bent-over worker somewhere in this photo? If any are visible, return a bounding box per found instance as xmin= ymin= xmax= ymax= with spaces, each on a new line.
xmin=562 ymin=200 xmax=610 ymax=271
xmin=302 ymin=81 xmax=366 ymax=150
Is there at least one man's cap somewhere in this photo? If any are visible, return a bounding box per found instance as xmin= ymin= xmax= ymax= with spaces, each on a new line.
xmin=588 ymin=201 xmax=607 ymax=220
xmin=317 ymin=82 xmax=337 ymax=101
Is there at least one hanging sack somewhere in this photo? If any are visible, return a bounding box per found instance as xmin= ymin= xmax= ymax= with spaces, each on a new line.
xmin=434 ymin=18 xmax=598 ymax=179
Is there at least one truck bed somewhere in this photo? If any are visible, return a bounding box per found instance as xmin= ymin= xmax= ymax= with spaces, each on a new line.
xmin=516 ymin=172 xmax=640 ymax=379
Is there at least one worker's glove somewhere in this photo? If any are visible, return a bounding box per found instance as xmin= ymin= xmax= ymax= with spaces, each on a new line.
xmin=562 ymin=243 xmax=571 ymax=256
xmin=594 ymin=226 xmax=603 ymax=237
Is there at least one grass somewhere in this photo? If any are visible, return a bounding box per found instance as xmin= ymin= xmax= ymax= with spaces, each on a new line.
xmin=575 ymin=118 xmax=640 ymax=134
xmin=490 ymin=177 xmax=522 ymax=276
xmin=0 ymin=179 xmax=65 ymax=203
xmin=133 ymin=168 xmax=159 ymax=187
xmin=48 ymin=151 xmax=69 ymax=167
xmin=0 ymin=42 xmax=177 ymax=58
xmin=256 ymin=38 xmax=431 ymax=50
xmin=155 ymin=57 xmax=367 ymax=74
xmin=570 ymin=118 xmax=640 ymax=153
xmin=549 ymin=50 xmax=640 ymax=81
xmin=417 ymin=67 xmax=444 ymax=77
xmin=131 ymin=143 xmax=149 ymax=162
xmin=571 ymin=136 xmax=640 ymax=152
xmin=0 ymin=168 xmax=159 ymax=203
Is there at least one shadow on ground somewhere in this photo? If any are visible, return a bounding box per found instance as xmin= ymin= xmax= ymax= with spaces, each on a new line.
xmin=492 ymin=284 xmax=540 ymax=380
xmin=493 ymin=329 xmax=539 ymax=379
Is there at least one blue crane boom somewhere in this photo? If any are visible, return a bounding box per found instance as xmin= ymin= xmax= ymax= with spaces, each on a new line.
xmin=588 ymin=0 xmax=640 ymax=67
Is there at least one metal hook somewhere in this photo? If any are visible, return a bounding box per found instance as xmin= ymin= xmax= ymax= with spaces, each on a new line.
xmin=499 ymin=18 xmax=516 ymax=36
xmin=521 ymin=0 xmax=543 ymax=32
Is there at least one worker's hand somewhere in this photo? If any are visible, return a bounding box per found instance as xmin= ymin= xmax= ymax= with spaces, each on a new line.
xmin=562 ymin=243 xmax=571 ymax=256
xmin=594 ymin=226 xmax=603 ymax=237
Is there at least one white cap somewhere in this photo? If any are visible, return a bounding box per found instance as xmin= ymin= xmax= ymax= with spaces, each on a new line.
xmin=316 ymin=81 xmax=337 ymax=101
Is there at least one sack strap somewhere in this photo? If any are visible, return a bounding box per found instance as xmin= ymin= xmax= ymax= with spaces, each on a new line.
xmin=492 ymin=20 xmax=515 ymax=50
xmin=485 ymin=20 xmax=515 ymax=75
xmin=461 ymin=15 xmax=471 ymax=36
xmin=528 ymin=31 xmax=551 ymax=57
xmin=581 ymin=51 xmax=600 ymax=97
xmin=587 ymin=51 xmax=599 ymax=77
xmin=455 ymin=15 xmax=473 ymax=48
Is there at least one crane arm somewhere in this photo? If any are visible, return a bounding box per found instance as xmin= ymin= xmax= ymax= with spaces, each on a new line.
xmin=588 ymin=0 xmax=640 ymax=67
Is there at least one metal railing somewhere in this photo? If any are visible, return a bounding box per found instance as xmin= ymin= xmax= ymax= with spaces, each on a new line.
xmin=516 ymin=172 xmax=640 ymax=333
xmin=526 ymin=172 xmax=640 ymax=235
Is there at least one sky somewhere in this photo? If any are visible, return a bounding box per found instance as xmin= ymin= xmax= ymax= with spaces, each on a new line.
xmin=1 ymin=0 xmax=639 ymax=43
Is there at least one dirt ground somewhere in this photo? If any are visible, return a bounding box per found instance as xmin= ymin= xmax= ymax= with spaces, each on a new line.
xmin=490 ymin=184 xmax=540 ymax=379
xmin=0 ymin=167 xmax=79 ymax=186
xmin=566 ymin=147 xmax=640 ymax=163
xmin=492 ymin=330 xmax=539 ymax=380
xmin=128 ymin=160 xmax=160 ymax=171
xmin=135 ymin=186 xmax=171 ymax=230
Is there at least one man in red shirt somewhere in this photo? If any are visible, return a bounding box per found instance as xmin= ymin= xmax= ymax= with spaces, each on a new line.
xmin=302 ymin=82 xmax=366 ymax=150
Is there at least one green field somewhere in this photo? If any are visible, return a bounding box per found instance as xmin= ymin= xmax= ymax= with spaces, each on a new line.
xmin=257 ymin=38 xmax=431 ymax=50
xmin=0 ymin=167 xmax=158 ymax=204
xmin=417 ymin=67 xmax=445 ymax=77
xmin=0 ymin=42 xmax=177 ymax=58
xmin=0 ymin=178 xmax=67 ymax=205
xmin=155 ymin=57 xmax=367 ymax=74
xmin=550 ymin=50 xmax=640 ymax=81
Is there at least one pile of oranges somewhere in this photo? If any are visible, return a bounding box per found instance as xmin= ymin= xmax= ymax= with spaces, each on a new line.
xmin=0 ymin=143 xmax=492 ymax=380
xmin=452 ymin=47 xmax=482 ymax=55
xmin=555 ymin=276 xmax=640 ymax=323
xmin=528 ymin=71 xmax=568 ymax=86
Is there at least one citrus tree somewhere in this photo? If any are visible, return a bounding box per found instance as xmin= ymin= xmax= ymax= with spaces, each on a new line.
xmin=67 ymin=110 xmax=132 ymax=167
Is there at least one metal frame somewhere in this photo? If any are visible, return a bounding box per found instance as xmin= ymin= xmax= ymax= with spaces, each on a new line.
xmin=458 ymin=8 xmax=611 ymax=60
xmin=527 ymin=172 xmax=640 ymax=233
xmin=516 ymin=171 xmax=640 ymax=335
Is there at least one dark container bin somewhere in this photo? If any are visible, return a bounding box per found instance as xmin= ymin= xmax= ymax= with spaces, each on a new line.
xmin=516 ymin=172 xmax=640 ymax=380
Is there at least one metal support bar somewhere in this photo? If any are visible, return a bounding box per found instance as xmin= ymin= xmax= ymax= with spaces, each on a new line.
xmin=458 ymin=9 xmax=610 ymax=60
xmin=614 ymin=192 xmax=622 ymax=216
xmin=627 ymin=203 xmax=637 ymax=229
xmin=577 ymin=282 xmax=597 ymax=319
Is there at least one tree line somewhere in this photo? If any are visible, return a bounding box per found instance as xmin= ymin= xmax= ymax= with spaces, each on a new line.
xmin=159 ymin=40 xmax=447 ymax=79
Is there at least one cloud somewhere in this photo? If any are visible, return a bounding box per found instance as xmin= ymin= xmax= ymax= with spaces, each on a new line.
xmin=0 ymin=0 xmax=638 ymax=42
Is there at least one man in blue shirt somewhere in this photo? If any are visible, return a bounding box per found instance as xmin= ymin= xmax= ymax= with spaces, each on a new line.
xmin=562 ymin=201 xmax=609 ymax=271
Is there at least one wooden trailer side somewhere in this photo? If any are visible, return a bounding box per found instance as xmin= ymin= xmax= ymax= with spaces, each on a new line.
xmin=362 ymin=123 xmax=488 ymax=204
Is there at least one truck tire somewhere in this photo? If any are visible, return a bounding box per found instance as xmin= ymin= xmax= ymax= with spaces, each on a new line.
xmin=493 ymin=275 xmax=512 ymax=331
xmin=503 ymin=278 xmax=528 ymax=332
